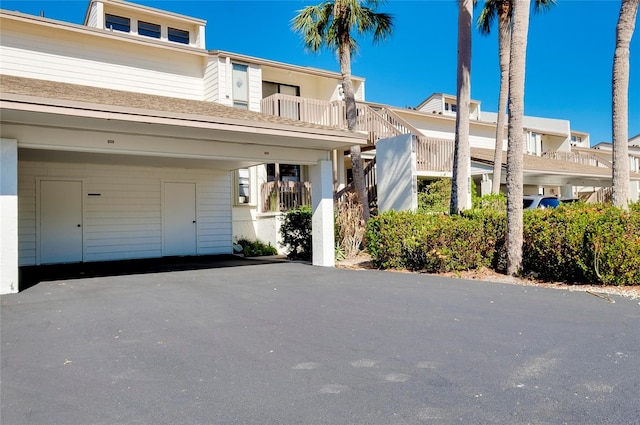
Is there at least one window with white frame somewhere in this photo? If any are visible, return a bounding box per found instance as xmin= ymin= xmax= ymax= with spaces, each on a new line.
xmin=570 ymin=135 xmax=582 ymax=146
xmin=232 ymin=64 xmax=249 ymax=110
xmin=168 ymin=27 xmax=190 ymax=44
xmin=105 ymin=14 xmax=130 ymax=32
xmin=527 ymin=132 xmax=541 ymax=155
xmin=138 ymin=21 xmax=161 ymax=39
xmin=445 ymin=102 xmax=457 ymax=113
xmin=236 ymin=168 xmax=251 ymax=204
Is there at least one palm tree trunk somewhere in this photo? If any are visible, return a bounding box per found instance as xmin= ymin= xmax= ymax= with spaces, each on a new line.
xmin=336 ymin=0 xmax=370 ymax=222
xmin=506 ymin=0 xmax=531 ymax=276
xmin=451 ymin=0 xmax=473 ymax=214
xmin=491 ymin=2 xmax=512 ymax=194
xmin=612 ymin=0 xmax=638 ymax=210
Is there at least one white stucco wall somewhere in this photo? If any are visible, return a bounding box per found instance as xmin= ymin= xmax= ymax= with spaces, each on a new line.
xmin=1 ymin=139 xmax=19 ymax=294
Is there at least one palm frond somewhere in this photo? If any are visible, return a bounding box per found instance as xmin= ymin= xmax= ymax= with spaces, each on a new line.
xmin=476 ymin=0 xmax=501 ymax=35
xmin=533 ymin=0 xmax=556 ymax=14
xmin=291 ymin=2 xmax=334 ymax=52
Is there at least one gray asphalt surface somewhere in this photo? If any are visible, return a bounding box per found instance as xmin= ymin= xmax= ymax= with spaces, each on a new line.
xmin=2 ymin=261 xmax=639 ymax=424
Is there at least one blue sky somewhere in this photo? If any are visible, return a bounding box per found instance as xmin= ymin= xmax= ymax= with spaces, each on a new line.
xmin=3 ymin=0 xmax=638 ymax=145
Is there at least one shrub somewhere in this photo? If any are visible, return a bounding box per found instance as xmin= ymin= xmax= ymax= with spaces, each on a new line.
xmin=235 ymin=238 xmax=278 ymax=257
xmin=335 ymin=192 xmax=366 ymax=258
xmin=366 ymin=210 xmax=502 ymax=273
xmin=366 ymin=203 xmax=639 ymax=286
xmin=280 ymin=205 xmax=312 ymax=260
xmin=417 ymin=177 xmax=479 ymax=213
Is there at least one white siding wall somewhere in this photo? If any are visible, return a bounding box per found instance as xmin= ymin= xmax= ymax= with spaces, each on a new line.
xmin=18 ymin=161 xmax=231 ymax=266
xmin=216 ymin=58 xmax=232 ymax=107
xmin=0 ymin=22 xmax=205 ymax=100
xmin=418 ymin=97 xmax=443 ymax=114
xmin=248 ymin=64 xmax=262 ymax=112
xmin=87 ymin=3 xmax=99 ymax=28
xmin=203 ymin=57 xmax=220 ymax=102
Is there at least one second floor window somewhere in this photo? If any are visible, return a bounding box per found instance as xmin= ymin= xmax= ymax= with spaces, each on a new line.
xmin=138 ymin=21 xmax=160 ymax=39
xmin=232 ymin=64 xmax=249 ymax=110
xmin=168 ymin=27 xmax=190 ymax=44
xmin=445 ymin=102 xmax=457 ymax=113
xmin=105 ymin=14 xmax=130 ymax=32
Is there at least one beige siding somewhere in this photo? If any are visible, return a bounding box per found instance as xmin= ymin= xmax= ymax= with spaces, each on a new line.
xmin=87 ymin=3 xmax=99 ymax=28
xmin=248 ymin=64 xmax=262 ymax=112
xmin=0 ymin=22 xmax=204 ymax=100
xmin=203 ymin=57 xmax=220 ymax=102
xmin=18 ymin=161 xmax=232 ymax=265
xmin=418 ymin=97 xmax=442 ymax=114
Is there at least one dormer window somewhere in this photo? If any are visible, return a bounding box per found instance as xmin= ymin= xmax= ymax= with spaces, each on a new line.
xmin=445 ymin=102 xmax=457 ymax=113
xmin=168 ymin=27 xmax=190 ymax=44
xmin=138 ymin=21 xmax=161 ymax=39
xmin=105 ymin=14 xmax=130 ymax=32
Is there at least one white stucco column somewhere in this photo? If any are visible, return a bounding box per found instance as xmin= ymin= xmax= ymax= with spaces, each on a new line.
xmin=1 ymin=139 xmax=19 ymax=294
xmin=560 ymin=184 xmax=574 ymax=199
xmin=480 ymin=174 xmax=492 ymax=196
xmin=310 ymin=159 xmax=334 ymax=267
xmin=629 ymin=181 xmax=639 ymax=203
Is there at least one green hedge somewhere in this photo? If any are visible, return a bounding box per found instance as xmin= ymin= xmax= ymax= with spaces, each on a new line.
xmin=366 ymin=202 xmax=640 ymax=286
xmin=366 ymin=209 xmax=504 ymax=272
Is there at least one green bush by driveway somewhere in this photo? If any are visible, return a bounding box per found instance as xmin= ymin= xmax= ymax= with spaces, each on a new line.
xmin=366 ymin=202 xmax=640 ymax=286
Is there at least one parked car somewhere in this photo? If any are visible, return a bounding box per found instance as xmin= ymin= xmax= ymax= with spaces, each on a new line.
xmin=523 ymin=195 xmax=560 ymax=209
xmin=560 ymin=198 xmax=581 ymax=204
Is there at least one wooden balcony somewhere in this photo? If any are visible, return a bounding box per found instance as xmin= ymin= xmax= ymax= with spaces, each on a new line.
xmin=261 ymin=181 xmax=312 ymax=213
xmin=260 ymin=94 xmax=400 ymax=145
xmin=541 ymin=151 xmax=612 ymax=168
xmin=261 ymin=94 xmax=454 ymax=173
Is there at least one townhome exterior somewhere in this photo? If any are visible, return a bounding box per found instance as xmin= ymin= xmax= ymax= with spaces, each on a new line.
xmin=3 ymin=0 xmax=637 ymax=294
xmin=0 ymin=0 xmax=367 ymax=294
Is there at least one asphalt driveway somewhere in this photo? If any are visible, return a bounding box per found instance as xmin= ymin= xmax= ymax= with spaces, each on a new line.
xmin=2 ymin=260 xmax=639 ymax=424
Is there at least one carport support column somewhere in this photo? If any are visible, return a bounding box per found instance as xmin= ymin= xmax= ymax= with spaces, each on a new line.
xmin=1 ymin=139 xmax=19 ymax=294
xmin=310 ymin=160 xmax=334 ymax=267
xmin=560 ymin=184 xmax=574 ymax=199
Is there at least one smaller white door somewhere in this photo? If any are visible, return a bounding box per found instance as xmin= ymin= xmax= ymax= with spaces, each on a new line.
xmin=40 ymin=180 xmax=83 ymax=264
xmin=163 ymin=182 xmax=197 ymax=256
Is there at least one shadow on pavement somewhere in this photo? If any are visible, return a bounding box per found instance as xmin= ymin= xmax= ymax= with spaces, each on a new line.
xmin=18 ymin=254 xmax=290 ymax=292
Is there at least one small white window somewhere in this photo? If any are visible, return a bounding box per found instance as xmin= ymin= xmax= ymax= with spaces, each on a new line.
xmin=138 ymin=21 xmax=160 ymax=39
xmin=105 ymin=14 xmax=130 ymax=32
xmin=168 ymin=27 xmax=190 ymax=44
xmin=232 ymin=64 xmax=249 ymax=110
xmin=236 ymin=168 xmax=251 ymax=204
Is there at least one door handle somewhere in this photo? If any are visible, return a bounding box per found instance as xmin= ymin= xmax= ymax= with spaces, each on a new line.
xmin=77 ymin=224 xmax=82 ymax=228
xmin=192 ymin=220 xmax=196 ymax=224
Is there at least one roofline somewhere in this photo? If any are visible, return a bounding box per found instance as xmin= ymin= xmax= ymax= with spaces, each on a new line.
xmin=85 ymin=0 xmax=206 ymax=26
xmin=0 ymin=10 xmax=208 ymax=57
xmin=415 ymin=93 xmax=482 ymax=110
xmin=209 ymin=50 xmax=365 ymax=82
xmin=0 ymin=93 xmax=368 ymax=144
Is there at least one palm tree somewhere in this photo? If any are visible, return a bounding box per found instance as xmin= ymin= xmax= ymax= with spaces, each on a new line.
xmin=451 ymin=0 xmax=474 ymax=214
xmin=505 ymin=0 xmax=531 ymax=276
xmin=292 ymin=0 xmax=393 ymax=222
xmin=477 ymin=0 xmax=555 ymax=195
xmin=612 ymin=0 xmax=639 ymax=210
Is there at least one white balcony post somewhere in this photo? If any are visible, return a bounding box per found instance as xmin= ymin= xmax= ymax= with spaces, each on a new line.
xmin=310 ymin=159 xmax=334 ymax=267
xmin=1 ymin=139 xmax=19 ymax=294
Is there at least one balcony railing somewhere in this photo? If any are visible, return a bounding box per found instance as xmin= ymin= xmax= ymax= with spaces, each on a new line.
xmin=261 ymin=181 xmax=312 ymax=213
xmin=260 ymin=94 xmax=400 ymax=145
xmin=541 ymin=151 xmax=612 ymax=168
xmin=379 ymin=107 xmax=454 ymax=173
xmin=261 ymin=94 xmax=454 ymax=173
